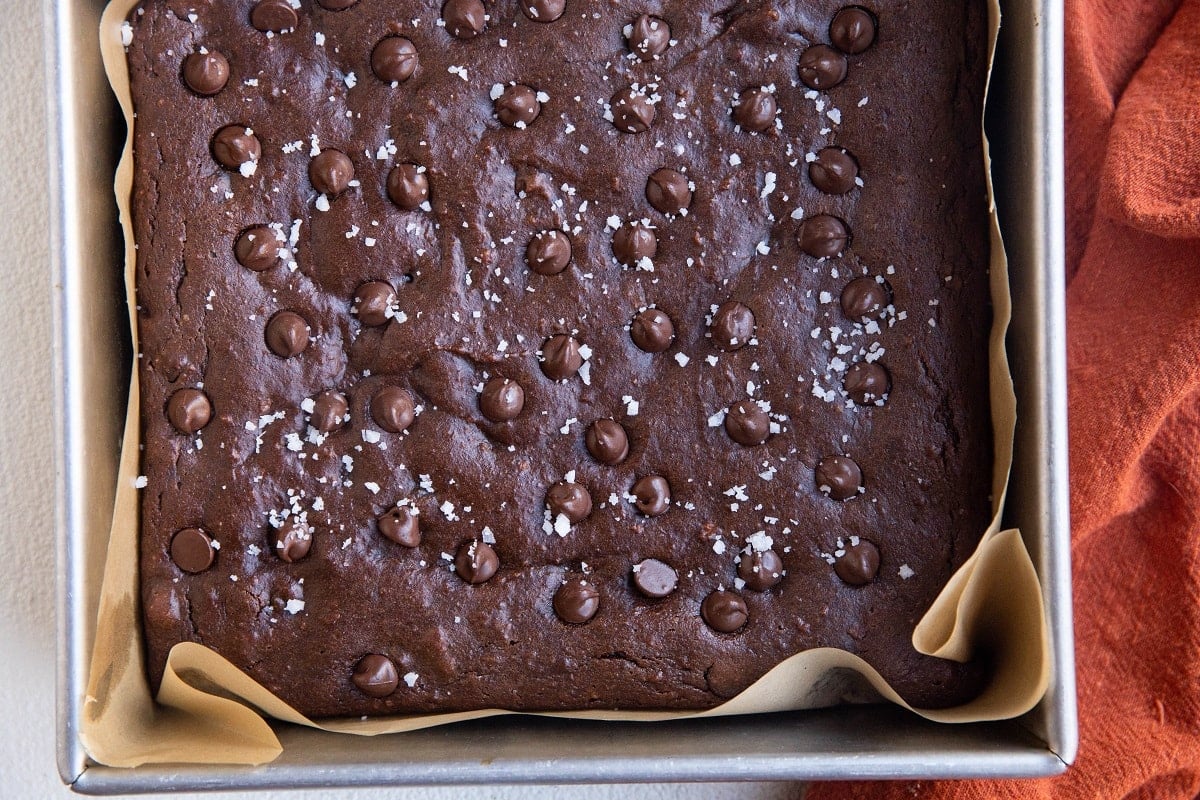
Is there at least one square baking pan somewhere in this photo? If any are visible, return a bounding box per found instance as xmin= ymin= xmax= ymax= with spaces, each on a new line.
xmin=51 ymin=0 xmax=1075 ymax=791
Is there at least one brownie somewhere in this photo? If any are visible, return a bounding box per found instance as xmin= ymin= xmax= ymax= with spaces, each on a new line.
xmin=127 ymin=0 xmax=993 ymax=718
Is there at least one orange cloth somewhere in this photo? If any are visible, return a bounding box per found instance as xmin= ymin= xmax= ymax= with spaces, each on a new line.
xmin=809 ymin=0 xmax=1200 ymax=797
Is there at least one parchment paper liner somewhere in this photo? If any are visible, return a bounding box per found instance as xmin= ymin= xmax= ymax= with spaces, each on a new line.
xmin=83 ymin=0 xmax=1046 ymax=767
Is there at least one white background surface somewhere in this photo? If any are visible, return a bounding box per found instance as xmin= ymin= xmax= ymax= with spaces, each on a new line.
xmin=0 ymin=5 xmax=806 ymax=798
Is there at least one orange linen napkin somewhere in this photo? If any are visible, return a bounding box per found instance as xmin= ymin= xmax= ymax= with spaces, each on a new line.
xmin=809 ymin=0 xmax=1200 ymax=797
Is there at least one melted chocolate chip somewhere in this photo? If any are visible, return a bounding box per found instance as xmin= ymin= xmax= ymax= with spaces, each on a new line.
xmin=310 ymin=390 xmax=349 ymax=432
xmin=553 ymin=579 xmax=600 ymax=624
xmin=523 ymin=0 xmax=566 ymax=22
xmin=352 ymin=654 xmax=399 ymax=698
xmin=610 ymin=88 xmax=656 ymax=133
xmin=386 ymin=163 xmax=429 ymax=210
xmin=709 ymin=300 xmax=755 ymax=351
xmin=371 ymin=36 xmax=418 ymax=83
xmin=627 ymin=14 xmax=670 ymax=60
xmin=632 ymin=558 xmax=677 ymax=598
xmin=309 ymin=149 xmax=355 ymax=196
xmin=645 ymin=168 xmax=692 ymax=215
xmin=630 ymin=307 xmax=675 ymax=352
xmin=272 ymin=519 xmax=313 ymax=562
xmin=265 ymin=311 xmax=310 ymax=358
xmin=234 ymin=225 xmax=282 ymax=271
xmin=733 ymin=88 xmax=777 ymax=132
xmin=211 ymin=126 xmax=261 ymax=170
xmin=442 ymin=0 xmax=486 ymax=38
xmin=701 ymin=590 xmax=749 ymax=633
xmin=377 ymin=505 xmax=421 ymax=547
xmin=612 ymin=221 xmax=657 ymax=267
xmin=540 ymin=334 xmax=583 ymax=380
xmin=738 ymin=549 xmax=784 ymax=591
xmin=809 ymin=147 xmax=859 ymax=194
xmin=841 ymin=277 xmax=891 ymax=322
xmin=495 ymin=84 xmax=541 ymax=127
xmin=798 ymin=214 xmax=850 ymax=258
xmin=844 ymin=362 xmax=890 ymax=404
xmin=353 ymin=281 xmax=396 ymax=327
xmin=830 ymin=6 xmax=878 ymax=54
xmin=724 ymin=399 xmax=770 ymax=446
xmin=318 ymin=0 xmax=359 ymax=8
xmin=166 ymin=388 xmax=212 ymax=434
xmin=525 ymin=230 xmax=572 ymax=275
xmin=250 ymin=0 xmax=298 ymax=33
xmin=455 ymin=540 xmax=499 ymax=584
xmin=815 ymin=455 xmax=863 ymax=500
xmin=798 ymin=44 xmax=848 ymax=90
xmin=546 ymin=481 xmax=592 ymax=523
xmin=182 ymin=51 xmax=229 ymax=96
xmin=479 ymin=377 xmax=525 ymax=421
xmin=834 ymin=539 xmax=881 ymax=585
xmin=370 ymin=386 xmax=416 ymax=433
xmin=170 ymin=528 xmax=215 ymax=573
xmin=585 ymin=418 xmax=629 ymax=465
xmin=631 ymin=475 xmax=671 ymax=516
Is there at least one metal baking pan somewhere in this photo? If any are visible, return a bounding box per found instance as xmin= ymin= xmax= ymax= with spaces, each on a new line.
xmin=51 ymin=0 xmax=1074 ymax=790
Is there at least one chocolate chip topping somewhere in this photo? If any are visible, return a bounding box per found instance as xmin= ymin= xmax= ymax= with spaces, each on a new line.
xmin=371 ymin=36 xmax=419 ymax=83
xmin=455 ymin=539 xmax=499 ymax=584
xmin=318 ymin=0 xmax=359 ymax=8
xmin=798 ymin=44 xmax=848 ymax=90
xmin=610 ymin=87 xmax=656 ymax=133
xmin=553 ymin=579 xmax=600 ymax=624
xmin=798 ymin=214 xmax=850 ymax=258
xmin=166 ymin=388 xmax=212 ymax=434
xmin=309 ymin=149 xmax=355 ymax=196
xmin=815 ymin=455 xmax=864 ymax=501
xmin=386 ymin=163 xmax=429 ymax=211
xmin=442 ymin=0 xmax=486 ymax=38
xmin=809 ymin=147 xmax=859 ymax=194
xmin=540 ymin=334 xmax=583 ymax=380
xmin=495 ymin=84 xmax=542 ymax=128
xmin=830 ymin=6 xmax=878 ymax=55
xmin=370 ymin=386 xmax=416 ymax=433
xmin=377 ymin=505 xmax=421 ymax=547
xmin=834 ymin=539 xmax=881 ymax=585
xmin=738 ymin=549 xmax=784 ymax=591
xmin=724 ymin=399 xmax=770 ymax=446
xmin=630 ymin=307 xmax=675 ymax=352
xmin=732 ymin=88 xmax=777 ymax=132
xmin=265 ymin=311 xmax=310 ymax=358
xmin=522 ymin=0 xmax=566 ymax=22
xmin=546 ymin=480 xmax=592 ymax=523
xmin=352 ymin=281 xmax=396 ymax=327
xmin=840 ymin=277 xmax=891 ymax=322
xmin=631 ymin=475 xmax=671 ymax=516
xmin=310 ymin=390 xmax=349 ymax=432
xmin=272 ymin=519 xmax=313 ymax=562
xmin=632 ymin=558 xmax=677 ymax=598
xmin=844 ymin=362 xmax=890 ymax=404
xmin=234 ymin=225 xmax=281 ymax=271
xmin=182 ymin=51 xmax=229 ymax=96
xmin=351 ymin=654 xmax=399 ymax=698
xmin=701 ymin=590 xmax=749 ymax=633
xmin=211 ymin=126 xmax=261 ymax=171
xmin=585 ymin=418 xmax=629 ymax=465
xmin=709 ymin=300 xmax=755 ymax=351
xmin=250 ymin=0 xmax=298 ymax=33
xmin=645 ymin=168 xmax=692 ymax=215
xmin=612 ymin=221 xmax=657 ymax=267
xmin=479 ymin=377 xmax=525 ymax=422
xmin=627 ymin=14 xmax=671 ymax=60
xmin=525 ymin=230 xmax=572 ymax=275
xmin=170 ymin=528 xmax=215 ymax=573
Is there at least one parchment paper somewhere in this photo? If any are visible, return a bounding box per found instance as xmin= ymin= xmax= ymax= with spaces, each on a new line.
xmin=82 ymin=0 xmax=1047 ymax=767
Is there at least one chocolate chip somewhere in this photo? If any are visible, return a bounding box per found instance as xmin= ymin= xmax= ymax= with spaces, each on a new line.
xmin=170 ymin=528 xmax=215 ymax=573
xmin=479 ymin=377 xmax=525 ymax=421
xmin=211 ymin=126 xmax=261 ymax=171
xmin=522 ymin=0 xmax=565 ymax=22
xmin=525 ymin=230 xmax=572 ymax=275
xmin=310 ymin=390 xmax=349 ymax=432
xmin=553 ymin=579 xmax=600 ymax=624
xmin=442 ymin=0 xmax=487 ymax=38
xmin=540 ymin=334 xmax=583 ymax=380
xmin=585 ymin=418 xmax=629 ymax=465
xmin=840 ymin=277 xmax=891 ymax=322
xmin=455 ymin=540 xmax=499 ymax=584
xmin=738 ymin=549 xmax=784 ymax=591
xmin=709 ymin=300 xmax=755 ymax=351
xmin=844 ymin=362 xmax=890 ymax=404
xmin=701 ymin=589 xmax=749 ymax=633
xmin=386 ymin=163 xmax=429 ymax=211
xmin=732 ymin=88 xmax=777 ymax=132
xmin=815 ymin=455 xmax=863 ymax=500
xmin=166 ymin=388 xmax=212 ymax=434
xmin=834 ymin=539 xmax=881 ymax=585
xmin=309 ymin=149 xmax=355 ymax=196
xmin=798 ymin=44 xmax=848 ymax=90
xmin=630 ymin=307 xmax=674 ymax=353
xmin=182 ymin=51 xmax=229 ymax=96
xmin=265 ymin=311 xmax=310 ymax=358
xmin=371 ymin=36 xmax=418 ymax=83
xmin=250 ymin=0 xmax=298 ymax=33
xmin=724 ymin=399 xmax=770 ymax=446
xmin=830 ymin=6 xmax=878 ymax=54
xmin=546 ymin=481 xmax=592 ymax=523
xmin=377 ymin=505 xmax=421 ymax=547
xmin=351 ymin=654 xmax=399 ymax=698
xmin=353 ymin=281 xmax=396 ymax=327
xmin=632 ymin=558 xmax=676 ymax=598
xmin=234 ymin=225 xmax=282 ymax=271
xmin=612 ymin=221 xmax=657 ymax=267
xmin=798 ymin=214 xmax=850 ymax=258
xmin=495 ymin=84 xmax=542 ymax=127
xmin=809 ymin=147 xmax=859 ymax=194
xmin=370 ymin=386 xmax=416 ymax=433
xmin=318 ymin=0 xmax=359 ymax=8
xmin=272 ymin=519 xmax=312 ymax=562
xmin=610 ymin=87 xmax=656 ymax=133
xmin=645 ymin=168 xmax=692 ymax=215
xmin=627 ymin=14 xmax=670 ymax=60
xmin=631 ymin=475 xmax=670 ymax=516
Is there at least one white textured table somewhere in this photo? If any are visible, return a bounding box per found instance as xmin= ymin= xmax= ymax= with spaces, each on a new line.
xmin=0 ymin=5 xmax=804 ymax=797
